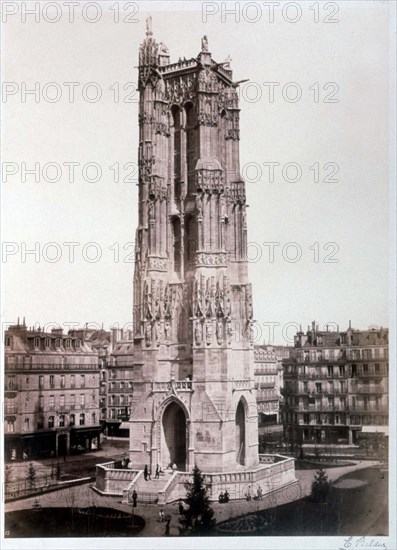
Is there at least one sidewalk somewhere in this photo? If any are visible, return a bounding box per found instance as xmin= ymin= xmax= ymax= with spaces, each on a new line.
xmin=4 ymin=459 xmax=381 ymax=537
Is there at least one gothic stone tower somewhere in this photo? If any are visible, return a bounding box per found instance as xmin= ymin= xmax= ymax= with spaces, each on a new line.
xmin=130 ymin=21 xmax=259 ymax=473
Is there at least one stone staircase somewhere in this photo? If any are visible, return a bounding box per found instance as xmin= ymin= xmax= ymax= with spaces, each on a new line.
xmin=123 ymin=470 xmax=177 ymax=505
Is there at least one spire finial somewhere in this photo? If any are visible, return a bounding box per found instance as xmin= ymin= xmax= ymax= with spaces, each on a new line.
xmin=146 ymin=15 xmax=153 ymax=37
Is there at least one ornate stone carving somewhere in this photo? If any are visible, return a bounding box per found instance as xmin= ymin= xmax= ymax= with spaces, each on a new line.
xmin=147 ymin=257 xmax=167 ymax=271
xmin=164 ymin=74 xmax=197 ymax=105
xmin=196 ymin=252 xmax=227 ymax=266
xmin=195 ymin=169 xmax=223 ymax=194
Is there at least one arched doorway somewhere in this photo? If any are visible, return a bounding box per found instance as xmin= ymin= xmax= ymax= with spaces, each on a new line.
xmin=235 ymin=400 xmax=246 ymax=465
xmin=161 ymin=401 xmax=187 ymax=470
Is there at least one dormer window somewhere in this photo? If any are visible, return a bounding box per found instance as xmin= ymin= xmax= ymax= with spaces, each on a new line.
xmin=5 ymin=336 xmax=12 ymax=347
xmin=34 ymin=337 xmax=40 ymax=348
xmin=65 ymin=339 xmax=71 ymax=348
xmin=55 ymin=338 xmax=61 ymax=348
xmin=45 ymin=338 xmax=51 ymax=348
xmin=75 ymin=339 xmax=81 ymax=349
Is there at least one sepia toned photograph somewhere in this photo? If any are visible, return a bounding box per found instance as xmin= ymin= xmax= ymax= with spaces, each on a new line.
xmin=1 ymin=1 xmax=395 ymax=549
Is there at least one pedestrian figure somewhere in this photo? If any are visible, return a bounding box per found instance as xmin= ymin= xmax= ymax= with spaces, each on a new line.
xmin=257 ymin=485 xmax=263 ymax=500
xmin=132 ymin=489 xmax=137 ymax=508
xmin=224 ymin=489 xmax=230 ymax=503
xmin=178 ymin=499 xmax=184 ymax=515
xmin=164 ymin=518 xmax=170 ymax=535
xmin=144 ymin=464 xmax=151 ymax=480
xmin=155 ymin=464 xmax=160 ymax=479
xmin=159 ymin=509 xmax=165 ymax=522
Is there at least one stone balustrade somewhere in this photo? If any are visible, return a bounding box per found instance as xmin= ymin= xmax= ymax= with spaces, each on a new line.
xmin=232 ymin=379 xmax=251 ymax=391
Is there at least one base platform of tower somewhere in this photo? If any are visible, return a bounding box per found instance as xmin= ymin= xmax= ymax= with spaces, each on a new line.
xmin=94 ymin=454 xmax=297 ymax=504
xmin=94 ymin=21 xmax=296 ymax=501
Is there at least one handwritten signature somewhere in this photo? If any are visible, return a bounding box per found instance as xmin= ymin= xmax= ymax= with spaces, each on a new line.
xmin=340 ymin=536 xmax=387 ymax=550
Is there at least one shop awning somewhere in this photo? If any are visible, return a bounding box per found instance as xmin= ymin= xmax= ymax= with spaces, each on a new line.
xmin=361 ymin=426 xmax=388 ymax=436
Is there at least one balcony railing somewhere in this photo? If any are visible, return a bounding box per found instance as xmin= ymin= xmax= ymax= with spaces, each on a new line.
xmin=354 ymin=385 xmax=386 ymax=394
xmin=108 ymin=386 xmax=133 ymax=393
xmin=4 ymin=405 xmax=18 ymax=414
xmin=5 ymin=363 xmax=99 ymax=371
xmin=349 ymin=405 xmax=388 ymax=414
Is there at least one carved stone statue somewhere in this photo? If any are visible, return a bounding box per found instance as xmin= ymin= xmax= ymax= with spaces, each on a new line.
xmin=146 ymin=15 xmax=153 ymax=37
xmin=195 ymin=193 xmax=203 ymax=216
xmin=201 ymin=35 xmax=208 ymax=52
xmin=194 ymin=320 xmax=203 ymax=346
xmin=148 ymin=200 xmax=155 ymax=221
xmin=145 ymin=322 xmax=152 ymax=346
xmin=226 ymin=318 xmax=233 ymax=342
xmin=216 ymin=318 xmax=223 ymax=345
xmin=205 ymin=319 xmax=213 ymax=345
xmin=164 ymin=320 xmax=171 ymax=341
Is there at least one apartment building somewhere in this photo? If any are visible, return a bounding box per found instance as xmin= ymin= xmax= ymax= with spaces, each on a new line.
xmin=4 ymin=321 xmax=102 ymax=460
xmin=282 ymin=322 xmax=388 ymax=446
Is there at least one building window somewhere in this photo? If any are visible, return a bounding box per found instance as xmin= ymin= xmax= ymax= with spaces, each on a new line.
xmin=60 ymin=375 xmax=65 ymax=388
xmin=25 ymin=377 xmax=29 ymax=387
xmin=60 ymin=395 xmax=65 ymax=409
xmin=80 ymin=394 xmax=85 ymax=408
xmin=24 ymin=418 xmax=30 ymax=431
xmin=65 ymin=339 xmax=71 ymax=348
xmin=71 ymin=375 xmax=75 ymax=388
xmin=49 ymin=375 xmax=55 ymax=388
xmin=75 ymin=339 xmax=81 ymax=349
xmin=45 ymin=338 xmax=51 ymax=348
xmin=37 ymin=417 xmax=44 ymax=430
xmin=59 ymin=415 xmax=65 ymax=427
xmin=80 ymin=375 xmax=85 ymax=388
xmin=7 ymin=420 xmax=15 ymax=433
xmin=39 ymin=395 xmax=44 ymax=410
xmin=339 ymin=365 xmax=345 ymax=376
xmin=5 ymin=336 xmax=11 ymax=347
xmin=70 ymin=394 xmax=75 ymax=409
xmin=34 ymin=337 xmax=40 ymax=348
xmin=92 ymin=413 xmax=96 ymax=424
xmin=79 ymin=413 xmax=85 ymax=426
xmin=315 ymin=383 xmax=322 ymax=394
xmin=49 ymin=395 xmax=55 ymax=410
xmin=70 ymin=414 xmax=75 ymax=427
xmin=55 ymin=338 xmax=61 ymax=348
xmin=327 ymin=365 xmax=333 ymax=377
xmin=39 ymin=375 xmax=44 ymax=389
xmin=48 ymin=416 xmax=55 ymax=429
xmin=7 ymin=376 xmax=16 ymax=390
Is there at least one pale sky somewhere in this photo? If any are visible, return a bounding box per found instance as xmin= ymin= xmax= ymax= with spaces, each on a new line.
xmin=1 ymin=1 xmax=394 ymax=345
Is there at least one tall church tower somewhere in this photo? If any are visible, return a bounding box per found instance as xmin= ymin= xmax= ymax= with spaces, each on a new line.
xmin=130 ymin=19 xmax=259 ymax=473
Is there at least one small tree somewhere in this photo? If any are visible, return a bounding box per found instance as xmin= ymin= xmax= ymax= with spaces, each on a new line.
xmin=311 ymin=468 xmax=330 ymax=503
xmin=27 ymin=462 xmax=37 ymax=491
xmin=179 ymin=464 xmax=216 ymax=536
